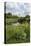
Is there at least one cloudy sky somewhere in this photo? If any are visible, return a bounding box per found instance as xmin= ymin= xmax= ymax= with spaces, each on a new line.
xmin=6 ymin=2 xmax=31 ymax=17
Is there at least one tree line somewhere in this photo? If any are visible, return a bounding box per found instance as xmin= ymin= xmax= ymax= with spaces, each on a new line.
xmin=5 ymin=13 xmax=30 ymax=23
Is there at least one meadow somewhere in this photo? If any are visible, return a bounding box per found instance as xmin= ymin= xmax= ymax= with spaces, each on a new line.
xmin=5 ymin=13 xmax=30 ymax=44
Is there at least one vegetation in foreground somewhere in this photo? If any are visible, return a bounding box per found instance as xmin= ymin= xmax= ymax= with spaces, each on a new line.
xmin=5 ymin=13 xmax=30 ymax=44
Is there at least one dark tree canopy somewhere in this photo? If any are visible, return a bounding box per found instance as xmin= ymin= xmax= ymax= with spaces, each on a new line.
xmin=18 ymin=15 xmax=30 ymax=23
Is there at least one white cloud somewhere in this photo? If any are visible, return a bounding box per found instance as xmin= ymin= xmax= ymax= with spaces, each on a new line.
xmin=6 ymin=2 xmax=31 ymax=16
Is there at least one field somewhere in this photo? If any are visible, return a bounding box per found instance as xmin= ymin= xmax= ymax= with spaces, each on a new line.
xmin=5 ymin=13 xmax=30 ymax=44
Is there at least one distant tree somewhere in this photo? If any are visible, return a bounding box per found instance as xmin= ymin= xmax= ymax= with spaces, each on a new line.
xmin=7 ymin=13 xmax=12 ymax=15
xmin=25 ymin=15 xmax=30 ymax=18
xmin=6 ymin=13 xmax=12 ymax=18
xmin=25 ymin=15 xmax=30 ymax=23
xmin=18 ymin=17 xmax=25 ymax=23
xmin=18 ymin=15 xmax=30 ymax=23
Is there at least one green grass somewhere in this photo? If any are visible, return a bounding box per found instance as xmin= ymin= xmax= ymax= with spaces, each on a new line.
xmin=6 ymin=19 xmax=30 ymax=44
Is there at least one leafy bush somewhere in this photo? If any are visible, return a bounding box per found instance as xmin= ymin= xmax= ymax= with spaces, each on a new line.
xmin=6 ymin=23 xmax=30 ymax=43
xmin=18 ymin=15 xmax=30 ymax=23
